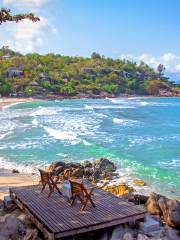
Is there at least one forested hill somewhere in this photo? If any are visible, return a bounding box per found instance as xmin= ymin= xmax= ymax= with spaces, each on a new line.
xmin=0 ymin=47 xmax=179 ymax=98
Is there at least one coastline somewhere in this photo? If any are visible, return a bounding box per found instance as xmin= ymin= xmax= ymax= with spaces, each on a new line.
xmin=0 ymin=97 xmax=36 ymax=109
xmin=0 ymin=168 xmax=38 ymax=200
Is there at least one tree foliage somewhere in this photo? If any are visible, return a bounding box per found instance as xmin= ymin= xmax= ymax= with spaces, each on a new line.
xmin=0 ymin=8 xmax=40 ymax=24
xmin=0 ymin=47 xmax=174 ymax=97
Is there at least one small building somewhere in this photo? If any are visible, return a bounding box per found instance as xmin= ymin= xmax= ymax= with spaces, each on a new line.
xmin=7 ymin=67 xmax=23 ymax=78
xmin=1 ymin=54 xmax=10 ymax=60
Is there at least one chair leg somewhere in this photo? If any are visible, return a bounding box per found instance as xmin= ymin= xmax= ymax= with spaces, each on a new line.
xmin=48 ymin=182 xmax=53 ymax=198
xmin=71 ymin=195 xmax=76 ymax=206
xmin=53 ymin=182 xmax=62 ymax=195
xmin=89 ymin=197 xmax=96 ymax=208
xmin=41 ymin=183 xmax=46 ymax=193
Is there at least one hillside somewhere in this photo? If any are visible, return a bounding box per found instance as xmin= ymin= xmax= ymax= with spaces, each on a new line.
xmin=0 ymin=47 xmax=179 ymax=98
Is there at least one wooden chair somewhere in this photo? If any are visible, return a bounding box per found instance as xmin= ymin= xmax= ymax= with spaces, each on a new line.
xmin=69 ymin=180 xmax=96 ymax=211
xmin=39 ymin=169 xmax=62 ymax=198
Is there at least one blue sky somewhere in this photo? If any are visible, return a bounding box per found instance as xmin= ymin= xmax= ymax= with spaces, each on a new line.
xmin=1 ymin=0 xmax=180 ymax=80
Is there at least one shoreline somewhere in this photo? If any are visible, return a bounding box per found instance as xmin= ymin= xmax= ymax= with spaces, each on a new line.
xmin=0 ymin=97 xmax=36 ymax=109
xmin=0 ymin=168 xmax=38 ymax=200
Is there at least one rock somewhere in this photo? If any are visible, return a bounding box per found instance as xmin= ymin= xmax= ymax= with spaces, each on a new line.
xmin=110 ymin=224 xmax=133 ymax=240
xmin=93 ymin=168 xmax=102 ymax=182
xmin=128 ymin=194 xmax=148 ymax=205
xmin=84 ymin=167 xmax=93 ymax=178
xmin=158 ymin=198 xmax=180 ymax=229
xmin=93 ymin=158 xmax=116 ymax=172
xmin=0 ymin=215 xmax=19 ymax=240
xmin=82 ymin=160 xmax=93 ymax=168
xmin=53 ymin=166 xmax=64 ymax=176
xmin=162 ymin=226 xmax=180 ymax=240
xmin=146 ymin=192 xmax=162 ymax=215
xmin=65 ymin=162 xmax=82 ymax=169
xmin=167 ymin=199 xmax=180 ymax=228
xmin=133 ymin=179 xmax=146 ymax=186
xmin=123 ymin=232 xmax=133 ymax=240
xmin=63 ymin=168 xmax=73 ymax=179
xmin=137 ymin=215 xmax=160 ymax=234
xmin=137 ymin=233 xmax=150 ymax=240
xmin=71 ymin=168 xmax=84 ymax=178
xmin=103 ymin=184 xmax=134 ymax=197
xmin=18 ymin=213 xmax=32 ymax=228
xmin=47 ymin=161 xmax=66 ymax=172
xmin=23 ymin=228 xmax=38 ymax=240
xmin=12 ymin=169 xmax=19 ymax=173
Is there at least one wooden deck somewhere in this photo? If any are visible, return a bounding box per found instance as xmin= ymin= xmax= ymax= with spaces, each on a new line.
xmin=10 ymin=183 xmax=146 ymax=240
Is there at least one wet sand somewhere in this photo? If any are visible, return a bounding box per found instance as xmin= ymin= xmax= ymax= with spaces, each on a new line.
xmin=0 ymin=97 xmax=35 ymax=109
xmin=0 ymin=168 xmax=39 ymax=200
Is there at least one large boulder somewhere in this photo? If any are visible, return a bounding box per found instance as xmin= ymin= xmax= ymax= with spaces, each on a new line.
xmin=145 ymin=192 xmax=162 ymax=215
xmin=82 ymin=160 xmax=93 ymax=168
xmin=158 ymin=198 xmax=180 ymax=229
xmin=93 ymin=158 xmax=116 ymax=172
xmin=146 ymin=192 xmax=180 ymax=229
xmin=0 ymin=215 xmax=19 ymax=240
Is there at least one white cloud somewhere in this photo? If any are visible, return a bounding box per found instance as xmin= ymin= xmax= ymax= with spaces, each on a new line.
xmin=0 ymin=16 xmax=57 ymax=53
xmin=120 ymin=53 xmax=180 ymax=73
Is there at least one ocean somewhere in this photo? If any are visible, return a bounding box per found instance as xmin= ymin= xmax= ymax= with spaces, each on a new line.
xmin=0 ymin=97 xmax=180 ymax=198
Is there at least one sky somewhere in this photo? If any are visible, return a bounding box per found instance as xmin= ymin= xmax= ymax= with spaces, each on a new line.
xmin=0 ymin=0 xmax=180 ymax=81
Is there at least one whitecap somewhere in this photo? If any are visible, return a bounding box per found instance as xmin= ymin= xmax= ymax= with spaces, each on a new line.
xmin=113 ymin=118 xmax=138 ymax=126
xmin=92 ymin=105 xmax=135 ymax=109
xmin=140 ymin=101 xmax=149 ymax=106
xmin=95 ymin=112 xmax=108 ymax=118
xmin=0 ymin=132 xmax=12 ymax=140
xmin=82 ymin=140 xmax=92 ymax=146
xmin=32 ymin=118 xmax=38 ymax=126
xmin=0 ymin=156 xmax=38 ymax=174
xmin=84 ymin=104 xmax=93 ymax=110
xmin=30 ymin=107 xmax=57 ymax=116
xmin=44 ymin=127 xmax=78 ymax=141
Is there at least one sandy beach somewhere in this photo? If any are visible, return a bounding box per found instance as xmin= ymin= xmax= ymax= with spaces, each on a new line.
xmin=0 ymin=97 xmax=35 ymax=109
xmin=0 ymin=168 xmax=39 ymax=200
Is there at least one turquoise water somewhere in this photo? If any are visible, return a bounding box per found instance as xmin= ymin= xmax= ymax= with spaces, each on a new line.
xmin=0 ymin=97 xmax=180 ymax=197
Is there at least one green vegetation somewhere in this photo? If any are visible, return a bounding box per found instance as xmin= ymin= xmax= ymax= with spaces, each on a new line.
xmin=0 ymin=47 xmax=177 ymax=97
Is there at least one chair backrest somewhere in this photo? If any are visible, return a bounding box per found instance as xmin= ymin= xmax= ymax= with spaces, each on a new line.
xmin=39 ymin=169 xmax=51 ymax=184
xmin=69 ymin=180 xmax=85 ymax=196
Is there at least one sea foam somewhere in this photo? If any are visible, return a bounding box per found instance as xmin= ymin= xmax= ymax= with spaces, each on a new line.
xmin=44 ymin=127 xmax=78 ymax=141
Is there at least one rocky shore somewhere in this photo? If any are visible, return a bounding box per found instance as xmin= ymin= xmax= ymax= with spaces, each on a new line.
xmin=0 ymin=158 xmax=179 ymax=240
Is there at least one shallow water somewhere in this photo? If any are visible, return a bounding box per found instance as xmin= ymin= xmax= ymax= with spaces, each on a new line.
xmin=0 ymin=97 xmax=180 ymax=198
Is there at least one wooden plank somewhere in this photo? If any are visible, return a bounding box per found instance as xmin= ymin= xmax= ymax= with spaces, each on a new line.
xmin=55 ymin=213 xmax=146 ymax=238
xmin=10 ymin=184 xmax=146 ymax=239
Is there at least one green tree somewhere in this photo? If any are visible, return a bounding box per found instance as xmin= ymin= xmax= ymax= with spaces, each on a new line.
xmin=0 ymin=8 xmax=40 ymax=24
